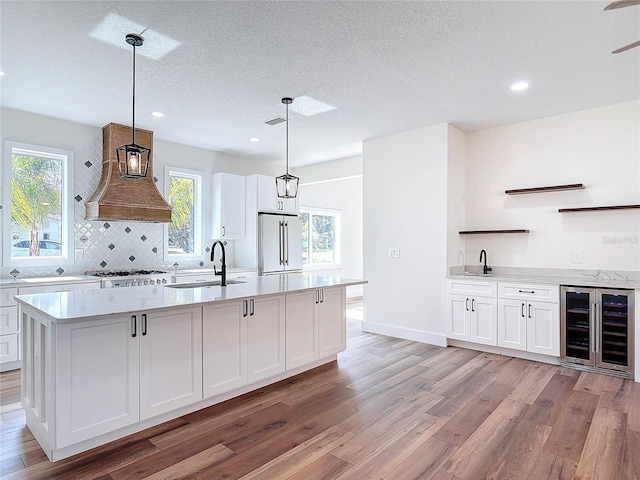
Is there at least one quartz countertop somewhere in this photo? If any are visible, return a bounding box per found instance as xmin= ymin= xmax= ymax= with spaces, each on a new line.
xmin=447 ymin=266 xmax=640 ymax=289
xmin=15 ymin=274 xmax=367 ymax=322
xmin=0 ymin=275 xmax=100 ymax=288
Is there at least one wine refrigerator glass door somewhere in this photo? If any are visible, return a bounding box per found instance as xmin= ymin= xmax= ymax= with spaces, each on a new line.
xmin=596 ymin=289 xmax=634 ymax=374
xmin=561 ymin=287 xmax=595 ymax=367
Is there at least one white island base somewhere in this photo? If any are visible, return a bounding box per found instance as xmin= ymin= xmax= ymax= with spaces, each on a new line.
xmin=17 ymin=276 xmax=360 ymax=461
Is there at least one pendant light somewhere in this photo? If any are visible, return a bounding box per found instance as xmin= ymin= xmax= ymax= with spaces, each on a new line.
xmin=116 ymin=33 xmax=150 ymax=178
xmin=275 ymin=97 xmax=299 ymax=199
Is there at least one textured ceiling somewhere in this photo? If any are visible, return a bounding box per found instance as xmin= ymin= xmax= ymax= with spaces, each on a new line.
xmin=1 ymin=1 xmax=638 ymax=166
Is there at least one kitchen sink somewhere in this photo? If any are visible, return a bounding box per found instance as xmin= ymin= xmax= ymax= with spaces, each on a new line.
xmin=165 ymin=280 xmax=246 ymax=288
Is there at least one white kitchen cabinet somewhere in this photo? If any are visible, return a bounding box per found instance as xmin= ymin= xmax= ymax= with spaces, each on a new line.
xmin=139 ymin=307 xmax=203 ymax=419
xmin=55 ymin=306 xmax=201 ymax=447
xmin=251 ymin=174 xmax=299 ymax=214
xmin=55 ymin=315 xmax=140 ymax=448
xmin=212 ymin=172 xmax=246 ymax=239
xmin=1 ymin=281 xmax=100 ymax=372
xmin=285 ymin=290 xmax=318 ymax=369
xmin=447 ymin=280 xmax=497 ymax=346
xmin=247 ymin=295 xmax=285 ymax=382
xmin=497 ymin=282 xmax=560 ymax=357
xmin=285 ymin=287 xmax=346 ymax=370
xmin=203 ymin=301 xmax=247 ymax=397
xmin=317 ymin=287 xmax=346 ymax=357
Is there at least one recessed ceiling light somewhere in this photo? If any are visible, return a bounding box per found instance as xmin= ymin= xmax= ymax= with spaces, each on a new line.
xmin=510 ymin=81 xmax=530 ymax=92
xmin=151 ymin=111 xmax=165 ymax=118
xmin=289 ymin=95 xmax=336 ymax=116
xmin=90 ymin=13 xmax=181 ymax=60
xmin=249 ymin=137 xmax=260 ymax=142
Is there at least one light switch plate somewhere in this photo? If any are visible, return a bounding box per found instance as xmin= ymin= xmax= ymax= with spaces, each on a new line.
xmin=572 ymin=250 xmax=584 ymax=264
xmin=388 ymin=248 xmax=400 ymax=258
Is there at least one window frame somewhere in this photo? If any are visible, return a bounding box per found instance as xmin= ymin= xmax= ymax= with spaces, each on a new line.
xmin=163 ymin=166 xmax=204 ymax=262
xmin=300 ymin=206 xmax=342 ymax=271
xmin=2 ymin=141 xmax=74 ymax=267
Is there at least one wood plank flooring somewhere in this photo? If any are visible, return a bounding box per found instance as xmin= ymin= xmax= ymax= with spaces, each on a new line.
xmin=1 ymin=301 xmax=639 ymax=479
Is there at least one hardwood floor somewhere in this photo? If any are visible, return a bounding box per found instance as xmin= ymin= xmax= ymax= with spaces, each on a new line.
xmin=1 ymin=302 xmax=639 ymax=479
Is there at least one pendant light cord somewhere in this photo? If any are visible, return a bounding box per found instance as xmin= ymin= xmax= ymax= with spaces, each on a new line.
xmin=285 ymin=101 xmax=289 ymax=174
xmin=131 ymin=42 xmax=136 ymax=145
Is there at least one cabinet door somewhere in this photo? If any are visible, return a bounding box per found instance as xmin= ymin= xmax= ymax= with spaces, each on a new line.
xmin=527 ymin=301 xmax=560 ymax=356
xmin=140 ymin=307 xmax=203 ymax=420
xmin=318 ymin=287 xmax=346 ymax=357
xmin=257 ymin=175 xmax=299 ymax=214
xmin=470 ymin=297 xmax=497 ymax=346
xmin=247 ymin=295 xmax=285 ymax=382
xmin=285 ymin=291 xmax=318 ymax=369
xmin=498 ymin=299 xmax=527 ymax=351
xmin=0 ymin=334 xmax=18 ymax=363
xmin=203 ymin=301 xmax=247 ymax=397
xmin=447 ymin=294 xmax=470 ymax=341
xmin=56 ymin=315 xmax=139 ymax=448
xmin=212 ymin=172 xmax=246 ymax=239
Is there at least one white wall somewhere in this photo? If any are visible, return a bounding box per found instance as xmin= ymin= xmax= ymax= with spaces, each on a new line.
xmin=362 ymin=123 xmax=451 ymax=345
xmin=464 ymin=101 xmax=640 ymax=271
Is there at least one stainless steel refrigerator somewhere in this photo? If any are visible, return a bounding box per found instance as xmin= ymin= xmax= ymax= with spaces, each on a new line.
xmin=258 ymin=213 xmax=303 ymax=275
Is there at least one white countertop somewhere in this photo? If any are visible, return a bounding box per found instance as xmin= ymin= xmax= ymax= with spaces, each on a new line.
xmin=14 ymin=274 xmax=366 ymax=322
xmin=0 ymin=275 xmax=100 ymax=288
xmin=447 ymin=267 xmax=640 ymax=289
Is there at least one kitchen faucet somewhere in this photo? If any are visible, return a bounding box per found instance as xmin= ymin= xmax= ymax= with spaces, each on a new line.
xmin=211 ymin=240 xmax=227 ymax=286
xmin=479 ymin=249 xmax=492 ymax=275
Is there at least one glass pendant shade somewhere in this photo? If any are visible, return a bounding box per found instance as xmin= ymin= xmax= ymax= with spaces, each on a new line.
xmin=117 ymin=33 xmax=149 ymax=179
xmin=117 ymin=143 xmax=150 ymax=177
xmin=276 ymin=97 xmax=299 ymax=199
xmin=275 ymin=173 xmax=299 ymax=199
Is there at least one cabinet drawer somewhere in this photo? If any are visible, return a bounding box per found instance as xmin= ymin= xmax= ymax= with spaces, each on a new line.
xmin=0 ymin=307 xmax=18 ymax=335
xmin=0 ymin=288 xmax=18 ymax=307
xmin=498 ymin=282 xmax=559 ymax=303
xmin=0 ymin=334 xmax=18 ymax=363
xmin=447 ymin=279 xmax=497 ymax=297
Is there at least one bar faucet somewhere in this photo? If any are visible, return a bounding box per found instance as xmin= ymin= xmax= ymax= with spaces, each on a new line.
xmin=211 ymin=240 xmax=227 ymax=286
xmin=479 ymin=249 xmax=492 ymax=275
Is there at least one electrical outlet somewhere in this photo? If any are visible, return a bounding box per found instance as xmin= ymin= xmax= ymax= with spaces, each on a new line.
xmin=74 ymin=248 xmax=84 ymax=261
xmin=572 ymin=250 xmax=584 ymax=264
xmin=388 ymin=248 xmax=400 ymax=258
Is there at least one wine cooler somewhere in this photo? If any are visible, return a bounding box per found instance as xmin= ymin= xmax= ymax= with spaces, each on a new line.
xmin=561 ymin=286 xmax=634 ymax=379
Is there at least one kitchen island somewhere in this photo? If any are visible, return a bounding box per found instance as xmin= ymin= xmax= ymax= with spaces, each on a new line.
xmin=15 ymin=274 xmax=366 ymax=461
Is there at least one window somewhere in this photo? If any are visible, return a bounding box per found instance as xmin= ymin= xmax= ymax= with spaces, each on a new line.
xmin=165 ymin=166 xmax=203 ymax=260
xmin=300 ymin=207 xmax=341 ymax=268
xmin=3 ymin=141 xmax=74 ymax=266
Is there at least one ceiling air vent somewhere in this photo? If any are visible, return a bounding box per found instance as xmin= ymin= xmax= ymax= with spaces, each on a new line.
xmin=264 ymin=117 xmax=286 ymax=126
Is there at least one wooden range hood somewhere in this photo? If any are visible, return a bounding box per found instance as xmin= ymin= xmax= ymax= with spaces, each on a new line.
xmin=85 ymin=123 xmax=172 ymax=223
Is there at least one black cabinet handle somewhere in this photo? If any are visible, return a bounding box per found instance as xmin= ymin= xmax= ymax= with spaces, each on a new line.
xmin=465 ymin=298 xmax=469 ymax=311
xmin=521 ymin=303 xmax=525 ymax=318
xmin=518 ymin=290 xmax=535 ymax=294
xmin=250 ymin=299 xmax=255 ymax=316
xmin=142 ymin=314 xmax=147 ymax=336
xmin=316 ymin=290 xmax=320 ymax=304
xmin=528 ymin=304 xmax=532 ymax=319
xmin=243 ymin=300 xmax=248 ymax=317
xmin=471 ymin=299 xmax=475 ymax=312
xmin=222 ymin=226 xmax=226 ymax=237
xmin=131 ymin=315 xmax=137 ymax=337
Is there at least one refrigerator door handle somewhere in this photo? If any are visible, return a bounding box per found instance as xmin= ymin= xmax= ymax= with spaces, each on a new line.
xmin=279 ymin=221 xmax=284 ymax=265
xmin=285 ymin=221 xmax=289 ymax=265
xmin=594 ymin=301 xmax=600 ymax=354
xmin=590 ymin=301 xmax=596 ymax=353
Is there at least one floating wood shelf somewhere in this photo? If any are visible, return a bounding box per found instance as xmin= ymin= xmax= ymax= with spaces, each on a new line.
xmin=459 ymin=229 xmax=530 ymax=235
xmin=505 ymin=183 xmax=585 ymax=195
xmin=558 ymin=204 xmax=640 ymax=213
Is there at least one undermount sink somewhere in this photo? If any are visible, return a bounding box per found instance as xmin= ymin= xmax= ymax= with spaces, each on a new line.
xmin=165 ymin=280 xmax=246 ymax=289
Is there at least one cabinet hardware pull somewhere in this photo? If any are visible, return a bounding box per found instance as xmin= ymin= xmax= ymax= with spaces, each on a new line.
xmin=320 ymin=289 xmax=324 ymax=303
xmin=131 ymin=315 xmax=137 ymax=337
xmin=521 ymin=303 xmax=525 ymax=317
xmin=316 ymin=290 xmax=319 ymax=304
xmin=528 ymin=304 xmax=532 ymax=319
xmin=471 ymin=299 xmax=475 ymax=312
xmin=518 ymin=290 xmax=535 ymax=294
xmin=250 ymin=299 xmax=255 ymax=316
xmin=243 ymin=300 xmax=248 ymax=317
xmin=222 ymin=226 xmax=226 ymax=237
xmin=142 ymin=314 xmax=147 ymax=336
xmin=465 ymin=298 xmax=469 ymax=311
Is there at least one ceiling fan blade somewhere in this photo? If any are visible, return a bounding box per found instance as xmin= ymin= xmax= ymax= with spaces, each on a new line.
xmin=604 ymin=0 xmax=640 ymax=10
xmin=612 ymin=39 xmax=640 ymax=53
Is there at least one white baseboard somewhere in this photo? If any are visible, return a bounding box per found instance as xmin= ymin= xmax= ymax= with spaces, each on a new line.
xmin=361 ymin=321 xmax=447 ymax=347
